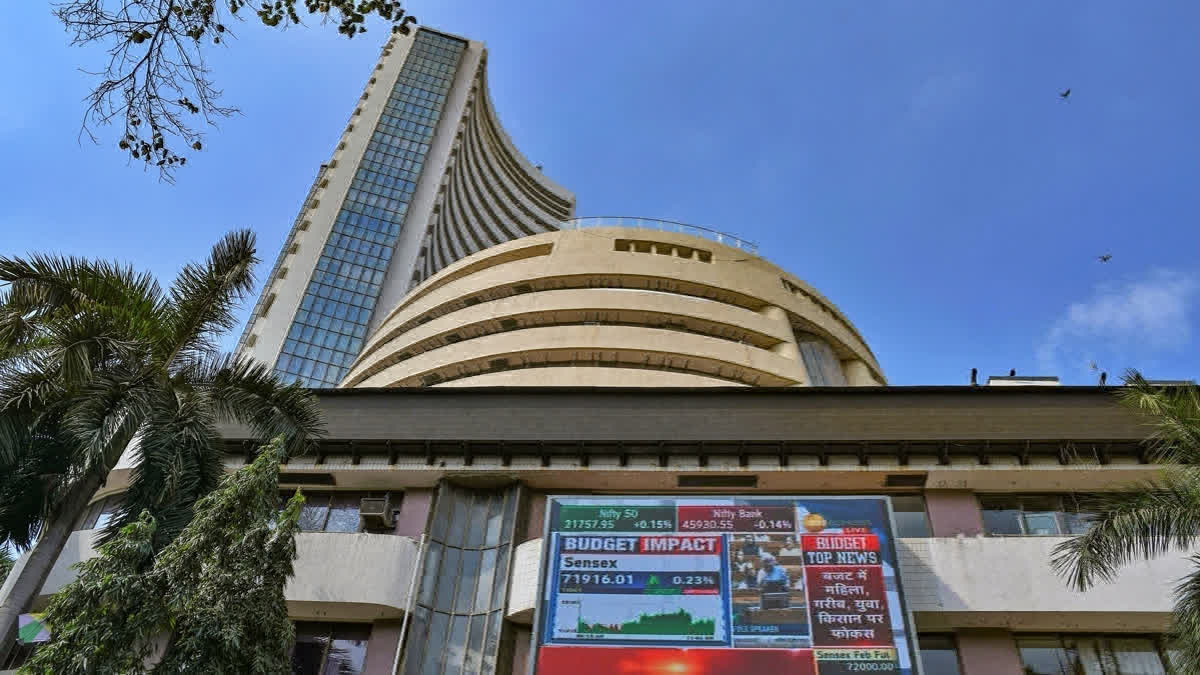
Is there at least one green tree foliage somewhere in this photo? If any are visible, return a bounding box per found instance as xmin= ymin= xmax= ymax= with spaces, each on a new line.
xmin=1052 ymin=372 xmax=1200 ymax=671
xmin=153 ymin=438 xmax=303 ymax=673
xmin=0 ymin=230 xmax=324 ymax=661
xmin=21 ymin=437 xmax=304 ymax=674
xmin=19 ymin=514 xmax=164 ymax=674
xmin=52 ymin=0 xmax=418 ymax=181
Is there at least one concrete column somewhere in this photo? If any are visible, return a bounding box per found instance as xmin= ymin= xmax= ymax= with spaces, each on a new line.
xmin=759 ymin=305 xmax=801 ymax=361
xmin=510 ymin=625 xmax=533 ymax=675
xmin=393 ymin=488 xmax=433 ymax=537
xmin=521 ymin=493 xmax=547 ymax=543
xmin=843 ymin=359 xmax=878 ymax=386
xmin=361 ymin=619 xmax=404 ymax=675
xmin=955 ymin=629 xmax=1022 ymax=675
xmin=925 ymin=490 xmax=984 ymax=537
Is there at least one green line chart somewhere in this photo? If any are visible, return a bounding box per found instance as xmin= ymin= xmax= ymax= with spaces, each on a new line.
xmin=553 ymin=595 xmax=726 ymax=643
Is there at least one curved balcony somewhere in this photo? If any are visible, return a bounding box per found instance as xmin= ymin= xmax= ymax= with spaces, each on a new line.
xmin=22 ymin=531 xmax=419 ymax=623
xmin=287 ymin=532 xmax=420 ymax=621
xmin=560 ymin=217 xmax=759 ymax=255
xmin=345 ymin=224 xmax=884 ymax=388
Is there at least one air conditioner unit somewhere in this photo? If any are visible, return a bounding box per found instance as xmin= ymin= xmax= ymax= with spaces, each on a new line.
xmin=360 ymin=494 xmax=393 ymax=530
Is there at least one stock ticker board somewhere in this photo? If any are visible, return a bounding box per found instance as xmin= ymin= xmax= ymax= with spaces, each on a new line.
xmin=532 ymin=497 xmax=920 ymax=675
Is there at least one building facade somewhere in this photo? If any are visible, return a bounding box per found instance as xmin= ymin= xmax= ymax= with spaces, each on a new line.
xmin=1 ymin=23 xmax=1186 ymax=675
xmin=8 ymin=387 xmax=1183 ymax=674
xmin=238 ymin=27 xmax=575 ymax=387
xmin=343 ymin=221 xmax=883 ymax=389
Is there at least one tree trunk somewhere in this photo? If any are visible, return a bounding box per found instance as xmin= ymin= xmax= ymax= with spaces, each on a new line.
xmin=0 ymin=469 xmax=106 ymax=664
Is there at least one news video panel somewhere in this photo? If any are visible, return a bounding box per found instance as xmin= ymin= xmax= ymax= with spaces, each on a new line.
xmin=533 ymin=496 xmax=919 ymax=675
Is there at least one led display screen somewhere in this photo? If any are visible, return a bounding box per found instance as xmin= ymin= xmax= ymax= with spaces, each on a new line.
xmin=532 ymin=496 xmax=920 ymax=675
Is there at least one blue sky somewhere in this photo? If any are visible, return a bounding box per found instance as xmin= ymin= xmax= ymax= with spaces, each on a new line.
xmin=2 ymin=1 xmax=1198 ymax=385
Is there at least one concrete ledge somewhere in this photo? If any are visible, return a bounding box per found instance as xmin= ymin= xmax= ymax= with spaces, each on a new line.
xmin=508 ymin=536 xmax=1184 ymax=631
xmin=27 ymin=530 xmax=419 ymax=622
xmin=898 ymin=536 xmax=1182 ymax=630
xmin=286 ymin=532 xmax=420 ymax=621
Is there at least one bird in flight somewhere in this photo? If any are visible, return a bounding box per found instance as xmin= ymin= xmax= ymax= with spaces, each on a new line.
xmin=1098 ymin=253 xmax=1112 ymax=263
xmin=1059 ymin=88 xmax=1071 ymax=100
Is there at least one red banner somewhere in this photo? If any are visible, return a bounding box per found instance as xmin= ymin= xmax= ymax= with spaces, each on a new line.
xmin=799 ymin=534 xmax=881 ymax=566
xmin=804 ymin=566 xmax=893 ymax=648
xmin=800 ymin=534 xmax=880 ymax=552
xmin=536 ymin=647 xmax=817 ymax=675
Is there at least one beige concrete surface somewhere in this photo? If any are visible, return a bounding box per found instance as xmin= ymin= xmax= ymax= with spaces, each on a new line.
xmin=506 ymin=538 xmax=543 ymax=624
xmin=286 ymin=533 xmax=420 ymax=621
xmin=899 ymin=536 xmax=1182 ymax=631
xmin=27 ymin=530 xmax=420 ymax=622
xmin=351 ymin=325 xmax=807 ymax=388
xmin=347 ymin=227 xmax=882 ymax=388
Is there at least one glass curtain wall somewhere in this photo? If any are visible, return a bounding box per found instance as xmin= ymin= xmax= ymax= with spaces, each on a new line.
xmin=275 ymin=30 xmax=466 ymax=386
xmin=402 ymin=482 xmax=521 ymax=675
xmin=795 ymin=333 xmax=848 ymax=386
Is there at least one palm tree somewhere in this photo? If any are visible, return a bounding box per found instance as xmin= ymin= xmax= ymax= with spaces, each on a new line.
xmin=0 ymin=230 xmax=324 ymax=661
xmin=0 ymin=544 xmax=13 ymax=587
xmin=1052 ymin=372 xmax=1199 ymax=672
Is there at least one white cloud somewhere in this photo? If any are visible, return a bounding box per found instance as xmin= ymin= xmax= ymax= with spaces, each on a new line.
xmin=1037 ymin=269 xmax=1198 ymax=375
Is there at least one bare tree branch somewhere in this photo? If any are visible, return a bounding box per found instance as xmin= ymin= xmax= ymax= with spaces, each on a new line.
xmin=52 ymin=0 xmax=417 ymax=182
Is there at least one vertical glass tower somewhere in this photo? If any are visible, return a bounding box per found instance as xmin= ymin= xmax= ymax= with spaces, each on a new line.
xmin=275 ymin=32 xmax=464 ymax=386
xmin=238 ymin=27 xmax=575 ymax=386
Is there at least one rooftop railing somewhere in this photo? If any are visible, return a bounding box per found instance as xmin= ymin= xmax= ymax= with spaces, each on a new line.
xmin=558 ymin=217 xmax=759 ymax=255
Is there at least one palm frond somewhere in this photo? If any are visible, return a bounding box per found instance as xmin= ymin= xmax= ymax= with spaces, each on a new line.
xmin=163 ymin=229 xmax=258 ymax=368
xmin=1118 ymin=371 xmax=1200 ymax=464
xmin=42 ymin=319 xmax=147 ymax=387
xmin=103 ymin=391 xmax=223 ymax=545
xmin=0 ymin=420 xmax=74 ymax=548
xmin=0 ymin=407 xmax=33 ymax=465
xmin=185 ymin=352 xmax=324 ymax=455
xmin=58 ymin=373 xmax=153 ymax=476
xmin=1169 ymin=555 xmax=1200 ymax=673
xmin=0 ymin=254 xmax=165 ymax=333
xmin=1052 ymin=467 xmax=1200 ymax=590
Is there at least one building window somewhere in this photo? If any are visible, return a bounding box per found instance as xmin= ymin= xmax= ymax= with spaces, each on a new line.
xmin=290 ymin=493 xmax=368 ymax=533
xmin=77 ymin=495 xmax=124 ymax=531
xmin=979 ymin=495 xmax=1094 ymax=536
xmin=891 ymin=495 xmax=932 ymax=538
xmin=291 ymin=622 xmax=371 ymax=675
xmin=1017 ymin=635 xmax=1171 ymax=674
xmin=795 ymin=333 xmax=847 ymax=386
xmin=919 ymin=634 xmax=962 ymax=675
xmin=402 ymin=482 xmax=520 ymax=675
